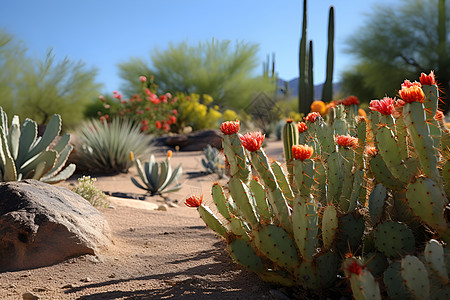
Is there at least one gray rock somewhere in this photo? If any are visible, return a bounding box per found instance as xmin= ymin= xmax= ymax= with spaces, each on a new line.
xmin=0 ymin=180 xmax=112 ymax=271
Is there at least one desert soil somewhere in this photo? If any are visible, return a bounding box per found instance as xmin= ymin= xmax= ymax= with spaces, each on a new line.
xmin=0 ymin=138 xmax=295 ymax=300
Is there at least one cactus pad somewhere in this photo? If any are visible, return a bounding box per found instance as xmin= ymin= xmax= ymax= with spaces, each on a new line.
xmin=374 ymin=221 xmax=415 ymax=258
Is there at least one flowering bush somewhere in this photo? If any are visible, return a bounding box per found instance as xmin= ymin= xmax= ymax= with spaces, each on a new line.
xmin=97 ymin=76 xmax=178 ymax=135
xmin=172 ymin=92 xmax=238 ymax=132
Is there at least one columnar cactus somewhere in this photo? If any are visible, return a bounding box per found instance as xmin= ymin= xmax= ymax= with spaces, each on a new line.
xmin=186 ymin=72 xmax=449 ymax=298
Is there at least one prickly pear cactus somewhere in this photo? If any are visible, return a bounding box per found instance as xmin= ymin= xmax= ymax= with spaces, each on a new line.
xmin=185 ymin=72 xmax=449 ymax=299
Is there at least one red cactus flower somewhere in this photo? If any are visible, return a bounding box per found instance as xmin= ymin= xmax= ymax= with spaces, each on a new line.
xmin=240 ymin=132 xmax=265 ymax=152
xmin=420 ymin=71 xmax=436 ymax=86
xmin=185 ymin=195 xmax=203 ymax=207
xmin=399 ymin=85 xmax=425 ymax=103
xmin=160 ymin=95 xmax=168 ymax=103
xmin=401 ymin=80 xmax=422 ymax=88
xmin=369 ymin=97 xmax=395 ymax=115
xmin=435 ymin=110 xmax=444 ymax=121
xmin=335 ymin=134 xmax=358 ymax=149
xmin=345 ymin=260 xmax=363 ymax=276
xmin=365 ymin=146 xmax=378 ymax=157
xmin=139 ymin=76 xmax=147 ymax=82
xmin=220 ymin=120 xmax=240 ymax=135
xmin=99 ymin=95 xmax=106 ymax=102
xmin=342 ymin=95 xmax=359 ymax=106
xmin=145 ymin=88 xmax=152 ymax=96
xmin=305 ymin=112 xmax=321 ymax=123
xmin=155 ymin=120 xmax=162 ymax=129
xmin=297 ymin=122 xmax=308 ymax=133
xmin=292 ymin=145 xmax=314 ymax=161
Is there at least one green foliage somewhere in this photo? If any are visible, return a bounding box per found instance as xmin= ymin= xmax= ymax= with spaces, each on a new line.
xmin=118 ymin=39 xmax=274 ymax=110
xmin=74 ymin=118 xmax=151 ymax=173
xmin=343 ymin=0 xmax=450 ymax=108
xmin=0 ymin=30 xmax=102 ymax=129
xmin=131 ymin=153 xmax=183 ymax=195
xmin=0 ymin=107 xmax=75 ymax=183
xmin=201 ymin=144 xmax=225 ymax=178
xmin=73 ymin=176 xmax=109 ymax=207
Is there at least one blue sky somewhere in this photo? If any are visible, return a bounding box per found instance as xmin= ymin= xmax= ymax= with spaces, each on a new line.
xmin=0 ymin=0 xmax=394 ymax=93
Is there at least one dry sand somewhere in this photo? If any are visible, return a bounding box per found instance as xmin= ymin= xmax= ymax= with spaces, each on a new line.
xmin=0 ymin=138 xmax=296 ymax=299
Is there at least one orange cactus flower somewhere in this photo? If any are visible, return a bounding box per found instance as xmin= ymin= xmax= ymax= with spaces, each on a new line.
xmin=310 ymin=100 xmax=327 ymax=115
xmin=185 ymin=195 xmax=203 ymax=208
xmin=358 ymin=108 xmax=367 ymax=118
xmin=420 ymin=71 xmax=436 ymax=86
xmin=297 ymin=122 xmax=308 ymax=133
xmin=342 ymin=96 xmax=359 ymax=106
xmin=305 ymin=112 xmax=321 ymax=123
xmin=401 ymin=80 xmax=422 ymax=88
xmin=435 ymin=110 xmax=444 ymax=121
xmin=220 ymin=120 xmax=240 ymax=135
xmin=398 ymin=85 xmax=425 ymax=103
xmin=167 ymin=150 xmax=173 ymax=158
xmin=365 ymin=146 xmax=378 ymax=157
xmin=240 ymin=132 xmax=265 ymax=152
xmin=335 ymin=134 xmax=358 ymax=149
xmin=292 ymin=145 xmax=314 ymax=161
xmin=369 ymin=97 xmax=395 ymax=115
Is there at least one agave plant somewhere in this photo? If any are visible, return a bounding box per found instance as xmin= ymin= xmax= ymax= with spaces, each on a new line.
xmin=131 ymin=152 xmax=183 ymax=196
xmin=0 ymin=107 xmax=75 ymax=183
xmin=201 ymin=144 xmax=225 ymax=178
xmin=75 ymin=118 xmax=152 ymax=173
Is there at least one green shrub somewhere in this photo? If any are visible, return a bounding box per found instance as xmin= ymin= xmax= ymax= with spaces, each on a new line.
xmin=73 ymin=176 xmax=109 ymax=207
xmin=74 ymin=118 xmax=151 ymax=173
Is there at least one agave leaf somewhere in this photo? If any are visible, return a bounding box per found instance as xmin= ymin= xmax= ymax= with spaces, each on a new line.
xmin=0 ymin=125 xmax=17 ymax=181
xmin=135 ymin=158 xmax=150 ymax=189
xmin=159 ymin=164 xmax=182 ymax=193
xmin=149 ymin=156 xmax=160 ymax=191
xmin=16 ymin=119 xmax=37 ymax=167
xmin=32 ymin=160 xmax=48 ymax=180
xmin=26 ymin=114 xmax=61 ymax=161
xmin=41 ymin=144 xmax=73 ymax=180
xmin=131 ymin=176 xmax=149 ymax=191
xmin=162 ymin=183 xmax=182 ymax=194
xmin=41 ymin=164 xmax=76 ymax=184
xmin=19 ymin=150 xmax=57 ymax=179
xmin=8 ymin=115 xmax=21 ymax=160
xmin=157 ymin=160 xmax=170 ymax=190
xmin=52 ymin=133 xmax=70 ymax=153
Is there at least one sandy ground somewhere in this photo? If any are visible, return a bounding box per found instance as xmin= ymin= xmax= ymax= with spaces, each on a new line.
xmin=0 ymin=138 xmax=293 ymax=299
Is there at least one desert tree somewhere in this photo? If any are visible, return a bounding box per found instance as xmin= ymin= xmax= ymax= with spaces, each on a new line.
xmin=118 ymin=39 xmax=274 ymax=109
xmin=342 ymin=0 xmax=450 ymax=110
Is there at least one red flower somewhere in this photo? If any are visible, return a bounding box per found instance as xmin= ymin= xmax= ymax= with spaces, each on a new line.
xmin=169 ymin=116 xmax=177 ymax=124
xmin=163 ymin=123 xmax=170 ymax=132
xmin=113 ymin=91 xmax=122 ymax=100
xmin=335 ymin=134 xmax=358 ymax=149
xmin=139 ymin=76 xmax=147 ymax=82
xmin=342 ymin=95 xmax=359 ymax=106
xmin=401 ymin=80 xmax=422 ymax=88
xmin=297 ymin=122 xmax=308 ymax=133
xmin=145 ymin=88 xmax=152 ymax=96
xmin=292 ymin=145 xmax=314 ymax=161
xmin=159 ymin=95 xmax=168 ymax=103
xmin=240 ymin=132 xmax=265 ymax=152
xmin=365 ymin=146 xmax=378 ymax=157
xmin=141 ymin=119 xmax=149 ymax=125
xmin=172 ymin=109 xmax=178 ymax=115
xmin=345 ymin=260 xmax=363 ymax=276
xmin=305 ymin=112 xmax=321 ymax=123
xmin=435 ymin=110 xmax=444 ymax=121
xmin=369 ymin=97 xmax=395 ymax=115
xmin=185 ymin=195 xmax=203 ymax=207
xmin=220 ymin=120 xmax=240 ymax=135
xmin=99 ymin=95 xmax=106 ymax=102
xmin=420 ymin=71 xmax=436 ymax=86
xmin=155 ymin=120 xmax=162 ymax=129
xmin=398 ymin=85 xmax=425 ymax=103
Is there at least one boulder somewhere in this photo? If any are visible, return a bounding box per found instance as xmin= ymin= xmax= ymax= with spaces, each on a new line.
xmin=155 ymin=129 xmax=223 ymax=151
xmin=0 ymin=180 xmax=112 ymax=271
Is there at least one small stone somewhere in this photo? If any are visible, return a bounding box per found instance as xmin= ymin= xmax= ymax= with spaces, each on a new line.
xmin=22 ymin=292 xmax=39 ymax=300
xmin=80 ymin=277 xmax=92 ymax=282
xmin=32 ymin=287 xmax=46 ymax=292
xmin=167 ymin=202 xmax=178 ymax=208
xmin=129 ymin=227 xmax=135 ymax=232
xmin=61 ymin=284 xmax=75 ymax=289
xmin=9 ymin=283 xmax=17 ymax=288
xmin=108 ymin=273 xmax=116 ymax=278
xmin=157 ymin=204 xmax=168 ymax=211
